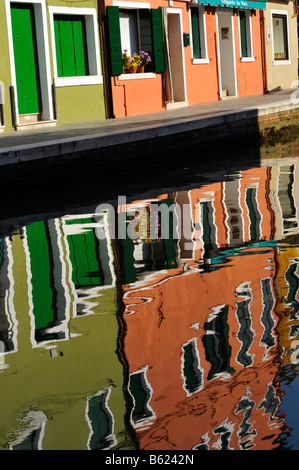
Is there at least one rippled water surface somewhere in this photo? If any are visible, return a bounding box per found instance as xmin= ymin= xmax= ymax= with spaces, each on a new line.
xmin=2 ymin=141 xmax=299 ymax=450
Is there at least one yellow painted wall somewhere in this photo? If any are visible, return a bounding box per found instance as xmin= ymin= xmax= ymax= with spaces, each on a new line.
xmin=265 ymin=1 xmax=298 ymax=91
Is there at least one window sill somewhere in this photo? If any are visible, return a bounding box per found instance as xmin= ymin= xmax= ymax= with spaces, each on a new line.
xmin=54 ymin=76 xmax=103 ymax=87
xmin=273 ymin=60 xmax=291 ymax=66
xmin=240 ymin=57 xmax=255 ymax=62
xmin=192 ymin=58 xmax=210 ymax=65
xmin=118 ymin=72 xmax=156 ymax=80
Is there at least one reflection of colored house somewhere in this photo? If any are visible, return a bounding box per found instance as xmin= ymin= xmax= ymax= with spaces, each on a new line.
xmin=104 ymin=0 xmax=266 ymax=118
xmin=120 ymin=167 xmax=286 ymax=450
xmin=0 ymin=216 xmax=134 ymax=450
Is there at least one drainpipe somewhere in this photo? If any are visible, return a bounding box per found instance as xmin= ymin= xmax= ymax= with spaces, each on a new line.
xmin=260 ymin=9 xmax=269 ymax=94
xmin=214 ymin=32 xmax=221 ymax=100
xmin=98 ymin=0 xmax=115 ymax=118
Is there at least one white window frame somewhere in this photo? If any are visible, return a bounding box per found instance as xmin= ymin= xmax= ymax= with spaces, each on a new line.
xmin=113 ymin=0 xmax=156 ymax=80
xmin=238 ymin=9 xmax=255 ymax=62
xmin=271 ymin=9 xmax=291 ymax=66
xmin=48 ymin=6 xmax=103 ymax=87
xmin=189 ymin=5 xmax=209 ymax=64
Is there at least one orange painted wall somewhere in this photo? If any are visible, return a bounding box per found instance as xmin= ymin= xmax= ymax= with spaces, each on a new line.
xmin=110 ymin=73 xmax=165 ymax=118
xmin=180 ymin=5 xmax=220 ymax=107
xmin=234 ymin=10 xmax=264 ymax=97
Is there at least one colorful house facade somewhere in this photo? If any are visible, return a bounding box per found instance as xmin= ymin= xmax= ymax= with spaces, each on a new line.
xmin=0 ymin=0 xmax=107 ymax=132
xmin=104 ymin=0 xmax=267 ymax=117
xmin=0 ymin=0 xmax=298 ymax=131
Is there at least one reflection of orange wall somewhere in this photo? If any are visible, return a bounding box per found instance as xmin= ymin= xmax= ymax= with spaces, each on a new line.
xmin=123 ymin=250 xmax=281 ymax=450
xmin=121 ymin=167 xmax=283 ymax=450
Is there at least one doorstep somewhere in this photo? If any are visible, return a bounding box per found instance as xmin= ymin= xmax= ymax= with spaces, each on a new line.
xmin=166 ymin=101 xmax=189 ymax=110
xmin=15 ymin=120 xmax=57 ymax=131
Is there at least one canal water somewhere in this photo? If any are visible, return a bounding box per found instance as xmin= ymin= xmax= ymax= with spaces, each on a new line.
xmin=1 ymin=139 xmax=299 ymax=450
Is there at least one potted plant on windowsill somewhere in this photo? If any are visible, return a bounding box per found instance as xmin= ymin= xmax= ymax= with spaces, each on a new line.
xmin=137 ymin=50 xmax=151 ymax=73
xmin=122 ymin=50 xmax=140 ymax=73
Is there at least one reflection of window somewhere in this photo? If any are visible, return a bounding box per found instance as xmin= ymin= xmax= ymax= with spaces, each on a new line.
xmin=9 ymin=411 xmax=47 ymax=450
xmin=200 ymin=200 xmax=217 ymax=257
xmin=235 ymin=282 xmax=254 ymax=368
xmin=87 ymin=389 xmax=117 ymax=450
xmin=245 ymin=187 xmax=261 ymax=241
xmin=129 ymin=368 xmax=155 ymax=428
xmin=272 ymin=13 xmax=289 ymax=61
xmin=182 ymin=338 xmax=203 ymax=395
xmin=239 ymin=10 xmax=253 ymax=59
xmin=202 ymin=305 xmax=234 ymax=380
xmin=190 ymin=7 xmax=208 ymax=62
xmin=278 ymin=165 xmax=298 ymax=233
xmin=260 ymin=278 xmax=275 ymax=348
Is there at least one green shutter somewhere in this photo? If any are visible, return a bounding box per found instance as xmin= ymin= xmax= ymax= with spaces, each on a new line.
xmin=54 ymin=15 xmax=89 ymax=77
xmin=107 ymin=6 xmax=123 ymax=76
xmin=191 ymin=8 xmax=201 ymax=59
xmin=151 ymin=9 xmax=165 ymax=73
xmin=239 ymin=11 xmax=248 ymax=58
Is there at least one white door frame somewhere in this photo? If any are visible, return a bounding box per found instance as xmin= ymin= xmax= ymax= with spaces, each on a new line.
xmin=166 ymin=7 xmax=188 ymax=108
xmin=5 ymin=0 xmax=54 ymax=125
xmin=215 ymin=8 xmax=238 ymax=98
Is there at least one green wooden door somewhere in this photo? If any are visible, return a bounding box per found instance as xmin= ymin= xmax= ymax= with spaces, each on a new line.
xmin=11 ymin=3 xmax=42 ymax=114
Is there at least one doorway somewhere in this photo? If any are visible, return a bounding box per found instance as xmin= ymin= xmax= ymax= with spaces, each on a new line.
xmin=11 ymin=3 xmax=42 ymax=119
xmin=6 ymin=0 xmax=54 ymax=129
xmin=164 ymin=8 xmax=188 ymax=109
xmin=217 ymin=9 xmax=237 ymax=98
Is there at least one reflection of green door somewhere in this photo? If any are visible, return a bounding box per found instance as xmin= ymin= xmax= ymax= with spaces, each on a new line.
xmin=11 ymin=3 xmax=42 ymax=114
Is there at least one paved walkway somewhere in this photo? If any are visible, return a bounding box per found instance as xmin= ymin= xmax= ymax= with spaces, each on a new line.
xmin=0 ymin=88 xmax=297 ymax=165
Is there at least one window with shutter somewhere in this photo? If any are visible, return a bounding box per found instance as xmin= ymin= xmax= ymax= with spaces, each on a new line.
xmin=239 ymin=10 xmax=253 ymax=60
xmin=272 ymin=13 xmax=289 ymax=61
xmin=49 ymin=6 xmax=103 ymax=86
xmin=191 ymin=8 xmax=201 ymax=59
xmin=239 ymin=11 xmax=248 ymax=57
xmin=190 ymin=6 xmax=208 ymax=63
xmin=54 ymin=15 xmax=89 ymax=77
xmin=107 ymin=6 xmax=164 ymax=75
